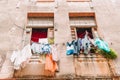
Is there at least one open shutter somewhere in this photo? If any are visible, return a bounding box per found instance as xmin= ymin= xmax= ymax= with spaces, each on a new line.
xmin=71 ymin=27 xmax=77 ymax=40
xmin=70 ymin=17 xmax=96 ymax=27
xmin=28 ymin=17 xmax=54 ymax=28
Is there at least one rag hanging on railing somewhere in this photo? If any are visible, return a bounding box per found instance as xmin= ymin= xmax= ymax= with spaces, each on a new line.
xmin=82 ymin=31 xmax=91 ymax=54
xmin=93 ymin=31 xmax=117 ymax=59
xmin=95 ymin=38 xmax=110 ymax=53
xmin=10 ymin=44 xmax=32 ymax=70
xmin=31 ymin=41 xmax=51 ymax=54
xmin=45 ymin=54 xmax=58 ymax=73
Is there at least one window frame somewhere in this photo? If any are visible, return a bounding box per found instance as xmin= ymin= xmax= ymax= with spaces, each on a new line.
xmin=69 ymin=12 xmax=97 ymax=40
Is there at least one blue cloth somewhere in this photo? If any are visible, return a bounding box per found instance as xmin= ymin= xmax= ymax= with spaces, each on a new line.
xmin=66 ymin=50 xmax=74 ymax=55
xmin=82 ymin=34 xmax=91 ymax=54
xmin=42 ymin=44 xmax=51 ymax=54
xmin=95 ymin=38 xmax=110 ymax=53
xmin=77 ymin=38 xmax=82 ymax=53
xmin=66 ymin=42 xmax=75 ymax=55
xmin=72 ymin=39 xmax=82 ymax=55
xmin=72 ymin=40 xmax=78 ymax=54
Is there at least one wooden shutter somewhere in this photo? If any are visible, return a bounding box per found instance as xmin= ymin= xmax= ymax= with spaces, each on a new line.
xmin=47 ymin=28 xmax=54 ymax=38
xmin=28 ymin=17 xmax=54 ymax=27
xmin=70 ymin=17 xmax=96 ymax=27
xmin=71 ymin=27 xmax=77 ymax=40
xmin=48 ymin=28 xmax=54 ymax=44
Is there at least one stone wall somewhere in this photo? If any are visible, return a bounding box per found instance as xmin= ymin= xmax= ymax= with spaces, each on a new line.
xmin=0 ymin=0 xmax=120 ymax=79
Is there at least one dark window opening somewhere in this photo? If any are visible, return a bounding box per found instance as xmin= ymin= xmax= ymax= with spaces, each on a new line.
xmin=31 ymin=28 xmax=48 ymax=42
xmin=76 ymin=28 xmax=93 ymax=39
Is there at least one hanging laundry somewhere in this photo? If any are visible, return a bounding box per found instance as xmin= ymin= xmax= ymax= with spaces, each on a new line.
xmin=81 ymin=31 xmax=91 ymax=54
xmin=31 ymin=41 xmax=51 ymax=54
xmin=95 ymin=38 xmax=110 ymax=53
xmin=20 ymin=44 xmax=32 ymax=62
xmin=66 ymin=41 xmax=75 ymax=55
xmin=77 ymin=38 xmax=82 ymax=52
xmin=11 ymin=50 xmax=21 ymax=70
xmin=72 ymin=40 xmax=78 ymax=54
xmin=89 ymin=38 xmax=95 ymax=46
xmin=72 ymin=39 xmax=81 ymax=55
xmin=31 ymin=42 xmax=40 ymax=53
xmin=31 ymin=42 xmax=43 ymax=54
xmin=10 ymin=51 xmax=18 ymax=63
xmin=51 ymin=44 xmax=59 ymax=62
xmin=45 ymin=54 xmax=58 ymax=72
xmin=39 ymin=38 xmax=48 ymax=44
xmin=10 ymin=44 xmax=32 ymax=70
xmin=42 ymin=44 xmax=51 ymax=54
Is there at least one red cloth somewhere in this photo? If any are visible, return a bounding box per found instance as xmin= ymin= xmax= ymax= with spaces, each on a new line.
xmin=77 ymin=29 xmax=93 ymax=39
xmin=31 ymin=29 xmax=47 ymax=42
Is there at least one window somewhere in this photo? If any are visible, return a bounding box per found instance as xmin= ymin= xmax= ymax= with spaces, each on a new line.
xmin=71 ymin=13 xmax=112 ymax=78
xmin=31 ymin=28 xmax=54 ymax=44
xmin=27 ymin=13 xmax=54 ymax=44
xmin=69 ymin=12 xmax=96 ymax=40
xmin=31 ymin=28 xmax=48 ymax=42
xmin=24 ymin=13 xmax=55 ymax=77
xmin=67 ymin=0 xmax=90 ymax=2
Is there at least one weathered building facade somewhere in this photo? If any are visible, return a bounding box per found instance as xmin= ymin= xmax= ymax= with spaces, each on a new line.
xmin=0 ymin=0 xmax=120 ymax=79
